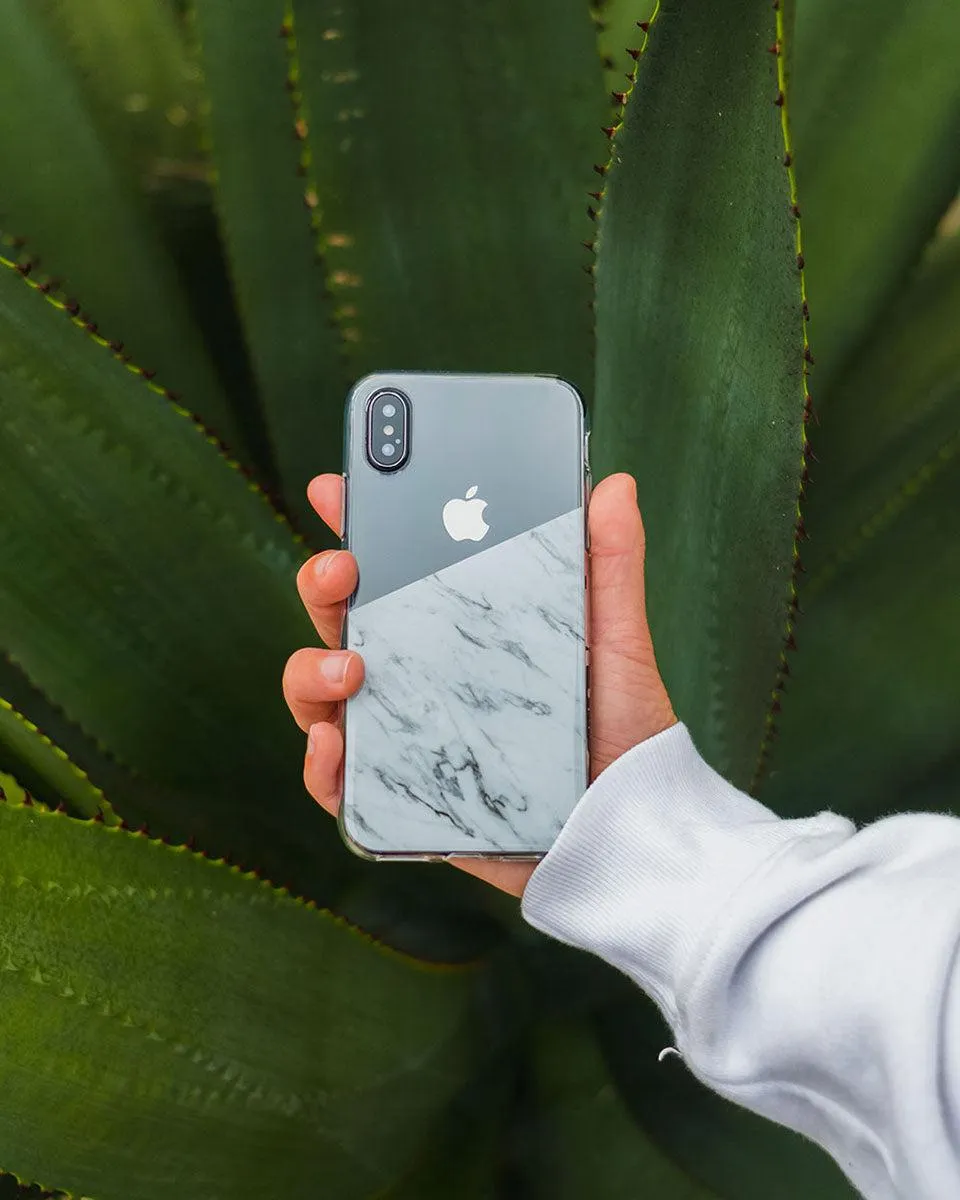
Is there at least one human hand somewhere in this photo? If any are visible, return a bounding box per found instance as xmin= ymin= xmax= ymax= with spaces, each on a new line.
xmin=282 ymin=472 xmax=675 ymax=898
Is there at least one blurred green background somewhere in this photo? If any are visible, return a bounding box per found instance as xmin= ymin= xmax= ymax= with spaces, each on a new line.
xmin=0 ymin=0 xmax=957 ymax=1196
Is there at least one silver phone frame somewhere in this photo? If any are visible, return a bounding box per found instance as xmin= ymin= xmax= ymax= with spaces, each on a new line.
xmin=337 ymin=376 xmax=591 ymax=862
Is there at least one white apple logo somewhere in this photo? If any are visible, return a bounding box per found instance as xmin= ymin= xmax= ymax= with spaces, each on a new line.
xmin=442 ymin=485 xmax=490 ymax=542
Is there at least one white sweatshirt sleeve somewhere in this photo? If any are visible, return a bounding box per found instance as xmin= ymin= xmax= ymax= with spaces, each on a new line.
xmin=521 ymin=722 xmax=960 ymax=1200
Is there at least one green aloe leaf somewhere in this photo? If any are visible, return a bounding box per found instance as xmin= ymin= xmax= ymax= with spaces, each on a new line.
xmin=801 ymin=234 xmax=960 ymax=547
xmin=0 ymin=0 xmax=241 ymax=450
xmin=0 ymin=801 xmax=474 ymax=1200
xmin=377 ymin=1070 xmax=509 ymax=1199
xmin=35 ymin=0 xmax=201 ymax=183
xmin=192 ymin=0 xmax=346 ymax=527
xmin=596 ymin=0 xmax=657 ymax=94
xmin=764 ymin=237 xmax=960 ymax=819
xmin=291 ymin=0 xmax=607 ymax=396
xmin=596 ymin=995 xmax=857 ymax=1198
xmin=0 ymin=254 xmax=347 ymax=897
xmin=0 ymin=654 xmax=196 ymax=843
xmin=592 ymin=0 xmax=806 ymax=788
xmin=0 ymin=696 xmax=114 ymax=822
xmin=530 ymin=1021 xmax=718 ymax=1198
xmin=792 ymin=0 xmax=960 ymax=388
xmin=0 ymin=768 xmax=44 ymax=811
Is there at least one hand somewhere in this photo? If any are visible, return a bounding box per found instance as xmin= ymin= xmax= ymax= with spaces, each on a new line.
xmin=283 ymin=472 xmax=675 ymax=898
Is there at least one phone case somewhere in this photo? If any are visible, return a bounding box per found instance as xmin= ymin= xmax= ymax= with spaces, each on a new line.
xmin=340 ymin=372 xmax=588 ymax=859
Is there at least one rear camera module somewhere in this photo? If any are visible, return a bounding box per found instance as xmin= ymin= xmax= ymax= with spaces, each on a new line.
xmin=366 ymin=389 xmax=409 ymax=471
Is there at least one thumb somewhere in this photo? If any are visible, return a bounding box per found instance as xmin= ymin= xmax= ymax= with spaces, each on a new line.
xmin=587 ymin=473 xmax=675 ymax=778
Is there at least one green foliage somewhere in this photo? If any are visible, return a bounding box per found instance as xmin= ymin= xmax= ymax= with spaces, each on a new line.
xmin=291 ymin=0 xmax=607 ymax=393
xmin=0 ymin=800 xmax=472 ymax=1200
xmin=34 ymin=0 xmax=202 ymax=179
xmin=0 ymin=699 xmax=114 ymax=821
xmin=0 ymin=0 xmax=956 ymax=1196
xmin=191 ymin=0 xmax=345 ymax=527
xmin=592 ymin=0 xmax=806 ymax=790
xmin=792 ymin=0 xmax=960 ymax=387
xmin=766 ymin=234 xmax=960 ymax=818
xmin=0 ymin=256 xmax=348 ymax=899
xmin=0 ymin=0 xmax=237 ymax=448
xmin=531 ymin=1020 xmax=718 ymax=1197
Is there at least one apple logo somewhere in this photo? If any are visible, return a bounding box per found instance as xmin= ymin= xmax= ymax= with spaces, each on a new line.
xmin=442 ymin=485 xmax=490 ymax=542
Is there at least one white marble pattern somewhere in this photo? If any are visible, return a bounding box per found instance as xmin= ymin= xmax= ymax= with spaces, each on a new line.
xmin=342 ymin=507 xmax=587 ymax=855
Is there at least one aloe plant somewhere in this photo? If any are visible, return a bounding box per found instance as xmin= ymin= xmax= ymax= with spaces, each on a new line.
xmin=0 ymin=0 xmax=957 ymax=1195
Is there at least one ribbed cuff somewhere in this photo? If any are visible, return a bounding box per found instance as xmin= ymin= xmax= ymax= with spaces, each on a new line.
xmin=521 ymin=723 xmax=853 ymax=1022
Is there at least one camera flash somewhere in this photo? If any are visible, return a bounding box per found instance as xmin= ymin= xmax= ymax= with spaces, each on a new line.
xmin=383 ymin=425 xmax=394 ymax=435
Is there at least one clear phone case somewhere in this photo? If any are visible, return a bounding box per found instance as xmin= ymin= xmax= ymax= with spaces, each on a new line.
xmin=339 ymin=372 xmax=589 ymax=860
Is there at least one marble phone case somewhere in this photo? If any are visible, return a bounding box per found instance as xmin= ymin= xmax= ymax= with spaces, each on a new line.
xmin=340 ymin=372 xmax=588 ymax=860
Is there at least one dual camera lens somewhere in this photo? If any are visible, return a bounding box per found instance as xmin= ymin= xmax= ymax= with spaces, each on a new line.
xmin=365 ymin=389 xmax=410 ymax=471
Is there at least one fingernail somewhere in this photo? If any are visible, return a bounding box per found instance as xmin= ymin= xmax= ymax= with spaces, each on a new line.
xmin=319 ymin=652 xmax=351 ymax=684
xmin=314 ymin=550 xmax=342 ymax=579
xmin=307 ymin=723 xmax=320 ymax=756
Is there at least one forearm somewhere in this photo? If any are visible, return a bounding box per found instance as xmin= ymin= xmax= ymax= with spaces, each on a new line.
xmin=522 ymin=723 xmax=960 ymax=1200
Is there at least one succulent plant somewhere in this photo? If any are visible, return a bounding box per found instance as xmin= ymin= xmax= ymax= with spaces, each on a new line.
xmin=0 ymin=0 xmax=957 ymax=1196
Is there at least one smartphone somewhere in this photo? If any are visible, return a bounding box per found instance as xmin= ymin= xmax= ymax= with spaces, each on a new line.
xmin=339 ymin=372 xmax=589 ymax=860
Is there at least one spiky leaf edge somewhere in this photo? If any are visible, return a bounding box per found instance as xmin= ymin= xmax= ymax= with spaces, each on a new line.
xmin=0 ymin=695 xmax=117 ymax=823
xmin=0 ymin=787 xmax=475 ymax=1200
xmin=0 ymin=240 xmax=321 ymax=857
xmin=281 ymin=3 xmax=357 ymax=360
xmin=0 ymin=243 xmax=310 ymax=551
xmin=583 ymin=2 xmax=812 ymax=793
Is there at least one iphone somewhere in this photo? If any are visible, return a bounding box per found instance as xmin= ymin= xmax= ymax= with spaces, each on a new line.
xmin=339 ymin=372 xmax=589 ymax=859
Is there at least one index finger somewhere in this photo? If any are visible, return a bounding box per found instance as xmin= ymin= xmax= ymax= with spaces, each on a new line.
xmin=307 ymin=474 xmax=344 ymax=537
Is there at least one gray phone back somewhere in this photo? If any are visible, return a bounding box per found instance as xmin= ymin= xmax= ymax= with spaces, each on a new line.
xmin=340 ymin=372 xmax=588 ymax=859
